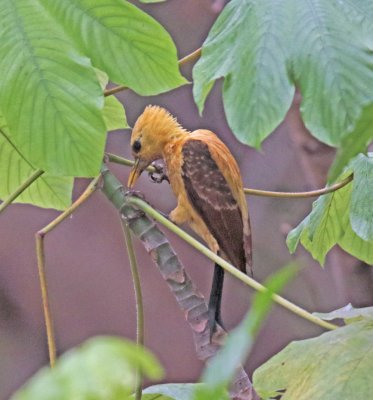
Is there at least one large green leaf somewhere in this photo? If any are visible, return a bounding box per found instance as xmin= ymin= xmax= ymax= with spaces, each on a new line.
xmin=194 ymin=0 xmax=373 ymax=150
xmin=253 ymin=320 xmax=373 ymax=399
xmin=40 ymin=0 xmax=187 ymax=96
xmin=0 ymin=0 xmax=107 ymax=177
xmin=11 ymin=336 xmax=163 ymax=400
xmin=0 ymin=114 xmax=73 ymax=210
xmin=193 ymin=0 xmax=294 ymax=148
xmin=287 ymin=154 xmax=373 ymax=265
xmin=0 ymin=0 xmax=184 ymax=179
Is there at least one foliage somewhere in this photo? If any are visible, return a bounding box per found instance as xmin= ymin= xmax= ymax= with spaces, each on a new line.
xmin=0 ymin=0 xmax=185 ymax=184
xmin=1 ymin=1 xmax=373 ymax=399
xmin=10 ymin=337 xmax=163 ymax=400
xmin=194 ymin=0 xmax=373 ymax=150
xmin=11 ymin=266 xmax=295 ymax=400
xmin=0 ymin=112 xmax=73 ymax=210
xmin=287 ymin=154 xmax=373 ymax=265
xmin=253 ymin=316 xmax=373 ymax=399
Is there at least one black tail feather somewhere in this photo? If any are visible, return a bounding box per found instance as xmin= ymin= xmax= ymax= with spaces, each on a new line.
xmin=208 ymin=262 xmax=225 ymax=335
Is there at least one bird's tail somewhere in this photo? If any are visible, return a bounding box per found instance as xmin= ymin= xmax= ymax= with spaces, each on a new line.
xmin=208 ymin=262 xmax=225 ymax=333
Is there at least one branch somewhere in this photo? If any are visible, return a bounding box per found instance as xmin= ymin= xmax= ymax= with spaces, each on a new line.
xmin=101 ymin=166 xmax=257 ymax=400
xmin=126 ymin=196 xmax=338 ymax=331
xmin=0 ymin=169 xmax=44 ymax=214
xmin=35 ymin=175 xmax=101 ymax=367
xmin=244 ymin=174 xmax=353 ymax=198
xmin=104 ymin=48 xmax=202 ymax=97
xmin=107 ymin=153 xmax=353 ymax=199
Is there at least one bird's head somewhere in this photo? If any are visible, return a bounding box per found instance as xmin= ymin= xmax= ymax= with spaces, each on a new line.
xmin=128 ymin=105 xmax=185 ymax=188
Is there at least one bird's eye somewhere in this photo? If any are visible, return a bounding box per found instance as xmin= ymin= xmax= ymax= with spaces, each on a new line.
xmin=132 ymin=140 xmax=141 ymax=153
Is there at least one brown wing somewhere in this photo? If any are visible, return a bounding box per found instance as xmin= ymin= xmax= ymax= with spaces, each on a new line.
xmin=181 ymin=139 xmax=247 ymax=272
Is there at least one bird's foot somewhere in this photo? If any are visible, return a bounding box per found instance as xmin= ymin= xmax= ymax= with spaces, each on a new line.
xmin=149 ymin=160 xmax=169 ymax=184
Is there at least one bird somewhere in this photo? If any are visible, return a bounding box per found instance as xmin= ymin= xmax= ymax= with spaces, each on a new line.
xmin=127 ymin=105 xmax=252 ymax=335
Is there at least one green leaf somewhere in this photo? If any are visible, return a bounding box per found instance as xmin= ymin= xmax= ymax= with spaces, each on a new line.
xmin=0 ymin=0 xmax=107 ymax=177
xmin=96 ymin=69 xmax=129 ymax=131
xmin=286 ymin=174 xmax=351 ymax=265
xmin=40 ymin=0 xmax=187 ymax=96
xmin=195 ymin=265 xmax=297 ymax=399
xmin=0 ymin=114 xmax=73 ymax=210
xmin=253 ymin=320 xmax=373 ymax=399
xmin=193 ymin=0 xmax=294 ymax=148
xmin=328 ymin=104 xmax=373 ymax=182
xmin=292 ymin=1 xmax=373 ymax=146
xmin=142 ymin=383 xmax=201 ymax=400
xmin=313 ymin=303 xmax=373 ymax=324
xmin=287 ymin=155 xmax=373 ymax=265
xmin=11 ymin=336 xmax=163 ymax=400
xmin=193 ymin=0 xmax=373 ymax=149
xmin=349 ymin=154 xmax=373 ymax=241
xmin=103 ymin=96 xmax=129 ymax=132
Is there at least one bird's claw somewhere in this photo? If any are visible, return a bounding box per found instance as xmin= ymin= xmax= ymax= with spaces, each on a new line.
xmin=149 ymin=160 xmax=169 ymax=184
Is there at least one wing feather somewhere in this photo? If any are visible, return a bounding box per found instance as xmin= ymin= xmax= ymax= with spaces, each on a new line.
xmin=181 ymin=139 xmax=247 ymax=272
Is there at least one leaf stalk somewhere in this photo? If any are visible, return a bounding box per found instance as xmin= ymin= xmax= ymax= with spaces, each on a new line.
xmin=121 ymin=222 xmax=144 ymax=400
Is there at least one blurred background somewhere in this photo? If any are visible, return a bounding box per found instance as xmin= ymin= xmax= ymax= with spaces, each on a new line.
xmin=1 ymin=1 xmax=373 ymax=398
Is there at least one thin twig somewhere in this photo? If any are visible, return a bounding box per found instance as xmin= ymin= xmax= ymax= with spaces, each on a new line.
xmin=121 ymin=222 xmax=144 ymax=400
xmin=244 ymin=175 xmax=353 ymax=198
xmin=178 ymin=47 xmax=202 ymax=67
xmin=35 ymin=234 xmax=57 ymax=367
xmin=106 ymin=153 xmax=155 ymax=173
xmin=104 ymin=47 xmax=202 ymax=97
xmin=107 ymin=153 xmax=353 ymax=199
xmin=127 ymin=196 xmax=338 ymax=331
xmin=35 ymin=175 xmax=101 ymax=367
xmin=0 ymin=169 xmax=44 ymax=214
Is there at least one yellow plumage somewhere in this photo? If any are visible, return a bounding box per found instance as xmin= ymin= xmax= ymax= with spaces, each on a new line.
xmin=128 ymin=105 xmax=252 ymax=332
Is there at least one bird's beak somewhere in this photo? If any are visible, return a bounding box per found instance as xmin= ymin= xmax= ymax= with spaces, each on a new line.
xmin=128 ymin=158 xmax=145 ymax=188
